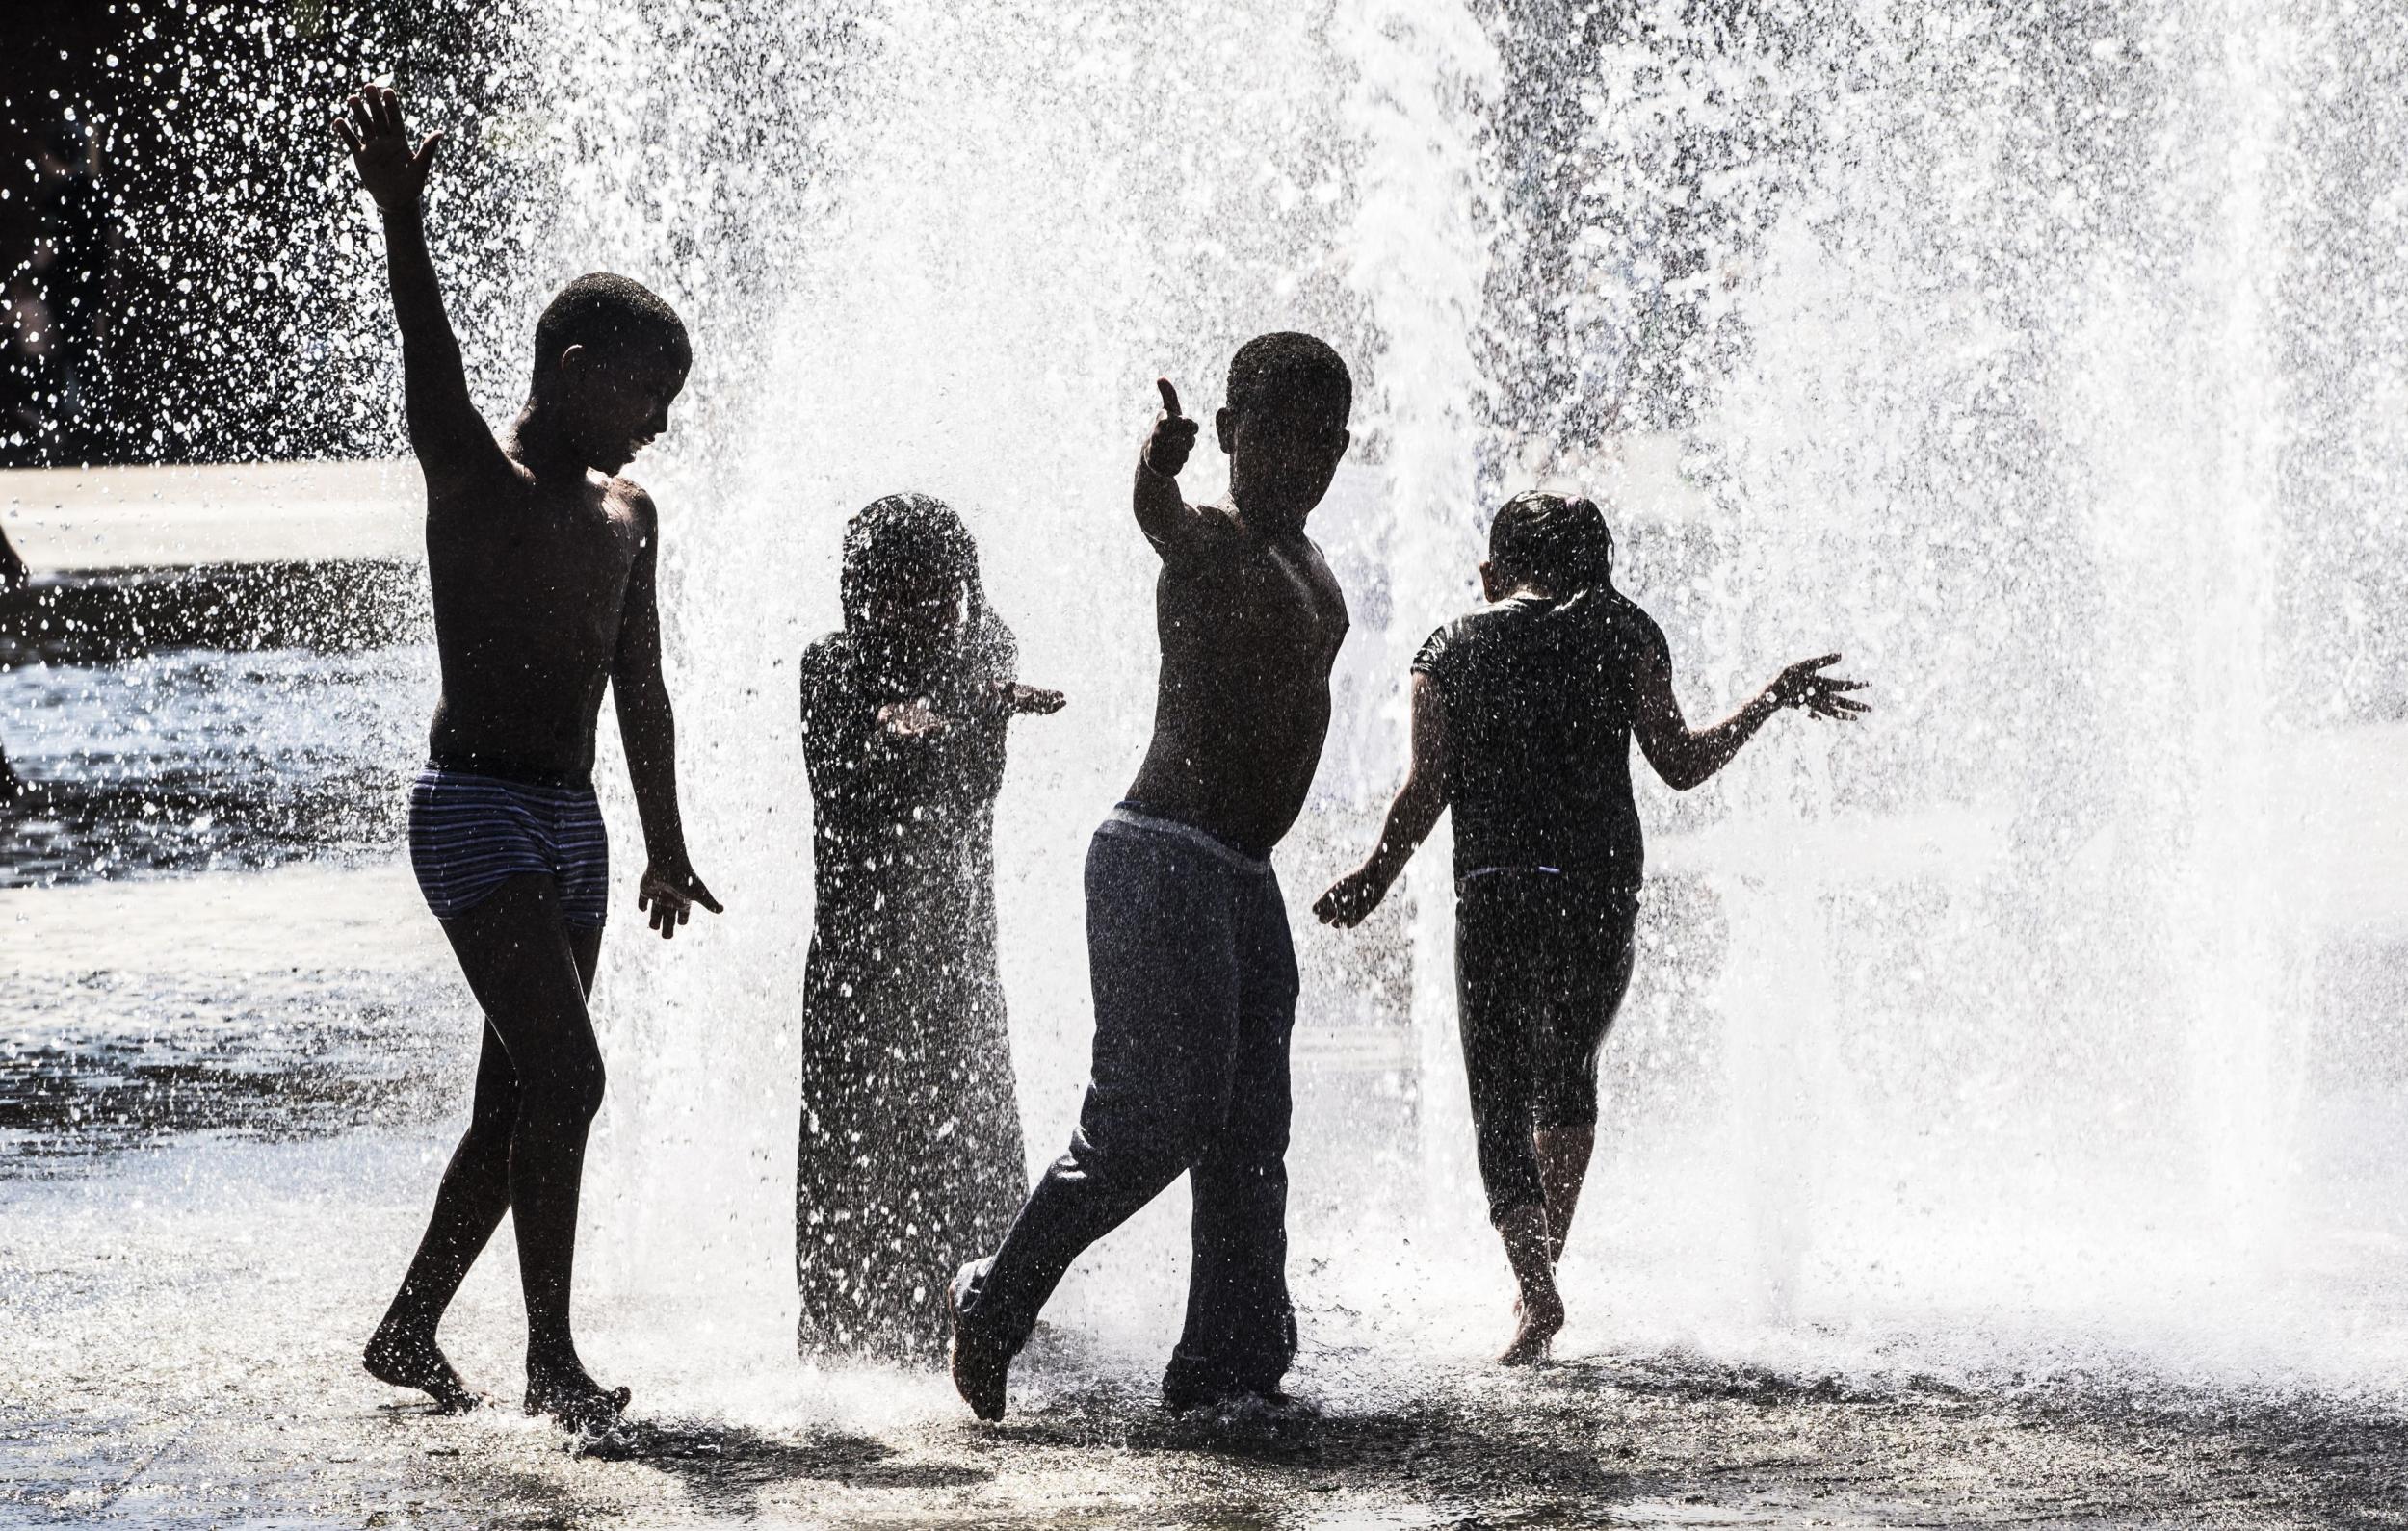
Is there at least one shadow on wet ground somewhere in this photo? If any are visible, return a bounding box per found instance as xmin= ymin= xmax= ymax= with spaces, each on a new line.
xmin=589 ymin=1421 xmax=992 ymax=1515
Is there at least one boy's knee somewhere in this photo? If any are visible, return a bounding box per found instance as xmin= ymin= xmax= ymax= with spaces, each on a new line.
xmin=466 ymin=1091 xmax=520 ymax=1142
xmin=1064 ymin=1115 xmax=1198 ymax=1189
xmin=524 ymin=1053 xmax=607 ymax=1126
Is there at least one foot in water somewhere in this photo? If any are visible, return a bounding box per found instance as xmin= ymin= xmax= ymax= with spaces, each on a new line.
xmin=363 ymin=1324 xmax=483 ymax=1414
xmin=949 ymin=1263 xmax=1009 ymax=1421
xmin=524 ymin=1362 xmax=632 ymax=1433
xmin=1499 ymin=1287 xmax=1564 ymax=1366
xmin=1164 ymin=1385 xmax=1322 ymax=1447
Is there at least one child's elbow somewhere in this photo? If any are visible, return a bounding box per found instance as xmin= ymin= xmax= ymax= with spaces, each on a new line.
xmin=1656 ymin=757 xmax=1708 ymax=792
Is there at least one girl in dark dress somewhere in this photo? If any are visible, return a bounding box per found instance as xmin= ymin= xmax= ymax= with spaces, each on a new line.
xmin=797 ymin=493 xmax=1064 ymax=1362
xmin=1316 ymin=491 xmax=1866 ymax=1364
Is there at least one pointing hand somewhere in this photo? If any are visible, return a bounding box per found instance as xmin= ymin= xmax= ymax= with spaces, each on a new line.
xmin=1143 ymin=377 xmax=1200 ymax=478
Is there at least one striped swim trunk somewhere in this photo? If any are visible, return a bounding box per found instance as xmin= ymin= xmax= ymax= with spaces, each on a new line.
xmin=407 ymin=766 xmax=611 ymax=930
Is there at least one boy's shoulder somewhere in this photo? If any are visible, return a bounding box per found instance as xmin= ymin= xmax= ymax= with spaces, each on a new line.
xmin=605 ymin=475 xmax=660 ymax=527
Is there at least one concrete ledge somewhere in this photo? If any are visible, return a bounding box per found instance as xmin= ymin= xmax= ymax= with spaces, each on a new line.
xmin=1 ymin=459 xmax=421 ymax=573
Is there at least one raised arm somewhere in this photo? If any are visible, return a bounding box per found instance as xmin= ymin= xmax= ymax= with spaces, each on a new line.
xmin=1316 ymin=672 xmax=1450 ymax=928
xmin=1133 ymin=377 xmax=1225 ymax=556
xmin=333 ymin=86 xmax=505 ymax=491
xmin=610 ymin=494 xmax=722 ymax=939
xmin=1632 ymin=642 xmax=1868 ymax=791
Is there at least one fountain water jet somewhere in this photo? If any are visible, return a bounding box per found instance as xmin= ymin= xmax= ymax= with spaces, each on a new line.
xmin=411 ymin=0 xmax=2408 ymax=1400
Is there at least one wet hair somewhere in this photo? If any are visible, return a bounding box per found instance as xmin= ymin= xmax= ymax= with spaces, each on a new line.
xmin=839 ymin=491 xmax=1015 ymax=686
xmin=531 ymin=272 xmax=690 ymax=388
xmin=1487 ymin=490 xmax=1614 ymax=595
xmin=1226 ymin=331 xmax=1352 ymax=422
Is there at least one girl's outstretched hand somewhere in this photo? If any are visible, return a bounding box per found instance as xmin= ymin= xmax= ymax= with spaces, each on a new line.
xmin=878 ymin=697 xmax=951 ymax=738
xmin=1314 ymin=866 xmax=1388 ymax=929
xmin=1769 ymin=654 xmax=1870 ymax=721
xmin=1007 ymin=683 xmax=1067 ymax=716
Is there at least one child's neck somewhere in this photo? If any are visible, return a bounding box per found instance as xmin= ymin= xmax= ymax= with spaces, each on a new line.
xmin=510 ymin=402 xmax=590 ymax=483
xmin=1229 ymin=494 xmax=1305 ymax=538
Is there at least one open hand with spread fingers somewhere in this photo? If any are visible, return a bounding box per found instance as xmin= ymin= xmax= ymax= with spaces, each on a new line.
xmin=333 ymin=84 xmax=442 ymax=214
xmin=1769 ymin=654 xmax=1871 ymax=721
xmin=639 ymin=856 xmax=723 ymax=940
xmin=1142 ymin=378 xmax=1199 ymax=478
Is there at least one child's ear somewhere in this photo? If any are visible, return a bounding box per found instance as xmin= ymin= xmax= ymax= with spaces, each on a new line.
xmin=1479 ymin=560 xmax=1503 ymax=601
xmin=1215 ymin=405 xmax=1237 ymax=454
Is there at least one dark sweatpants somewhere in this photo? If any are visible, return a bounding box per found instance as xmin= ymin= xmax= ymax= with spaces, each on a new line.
xmin=955 ymin=805 xmax=1299 ymax=1401
xmin=1455 ymin=869 xmax=1639 ymax=1221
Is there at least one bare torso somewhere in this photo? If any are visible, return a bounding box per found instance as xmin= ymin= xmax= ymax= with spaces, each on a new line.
xmin=424 ymin=446 xmax=652 ymax=782
xmin=1125 ymin=508 xmax=1349 ymax=854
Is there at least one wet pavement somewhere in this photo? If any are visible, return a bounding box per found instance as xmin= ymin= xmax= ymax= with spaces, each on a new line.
xmin=8 ymin=1129 xmax=2407 ymax=1531
xmin=4 ymin=657 xmax=2408 ymax=1527
xmin=0 ymin=867 xmax=2402 ymax=1527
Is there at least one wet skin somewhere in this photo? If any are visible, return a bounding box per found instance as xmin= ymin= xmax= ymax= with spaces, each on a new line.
xmin=336 ymin=84 xmax=719 ymax=1434
xmin=1126 ymin=378 xmax=1351 ymax=853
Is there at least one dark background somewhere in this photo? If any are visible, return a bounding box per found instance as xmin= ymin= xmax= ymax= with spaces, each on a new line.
xmin=3 ymin=0 xmax=492 ymax=469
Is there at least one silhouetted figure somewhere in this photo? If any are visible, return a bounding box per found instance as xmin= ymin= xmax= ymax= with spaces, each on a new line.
xmin=1317 ymin=491 xmax=1865 ymax=1363
xmin=797 ymin=492 xmax=1063 ymax=1362
xmin=2 ymin=124 xmax=110 ymax=464
xmin=335 ymin=86 xmax=721 ymax=1435
xmin=950 ymin=336 xmax=1354 ymax=1421
xmin=0 ymin=521 xmax=24 ymax=798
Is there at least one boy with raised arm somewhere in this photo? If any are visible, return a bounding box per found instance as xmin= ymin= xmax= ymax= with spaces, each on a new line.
xmin=1315 ymin=491 xmax=1864 ymax=1363
xmin=334 ymin=86 xmax=721 ymax=1433
xmin=949 ymin=335 xmax=1354 ymax=1420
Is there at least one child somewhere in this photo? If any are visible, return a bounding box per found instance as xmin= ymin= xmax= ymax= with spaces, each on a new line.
xmin=335 ymin=86 xmax=721 ymax=1432
xmin=796 ymin=492 xmax=1063 ymax=1362
xmin=949 ymin=337 xmax=1355 ymax=1420
xmin=1315 ymin=490 xmax=1864 ymax=1363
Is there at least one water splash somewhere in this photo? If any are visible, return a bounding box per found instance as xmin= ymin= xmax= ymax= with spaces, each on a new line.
xmin=308 ymin=0 xmax=2408 ymax=1398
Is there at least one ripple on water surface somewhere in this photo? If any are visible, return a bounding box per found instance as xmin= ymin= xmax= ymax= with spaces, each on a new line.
xmin=0 ymin=643 xmax=434 ymax=887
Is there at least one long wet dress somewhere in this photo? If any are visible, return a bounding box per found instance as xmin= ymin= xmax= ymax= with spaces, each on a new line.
xmin=796 ymin=620 xmax=1030 ymax=1362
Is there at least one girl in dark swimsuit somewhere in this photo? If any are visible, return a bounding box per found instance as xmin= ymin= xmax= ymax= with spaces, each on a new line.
xmin=1316 ymin=490 xmax=1866 ymax=1364
xmin=796 ymin=492 xmax=1063 ymax=1362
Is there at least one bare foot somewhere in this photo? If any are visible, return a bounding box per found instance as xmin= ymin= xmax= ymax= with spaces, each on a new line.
xmin=949 ymin=1263 xmax=1008 ymax=1421
xmin=364 ymin=1324 xmax=482 ymax=1414
xmin=524 ymin=1363 xmax=631 ymax=1434
xmin=1499 ymin=1287 xmax=1563 ymax=1366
